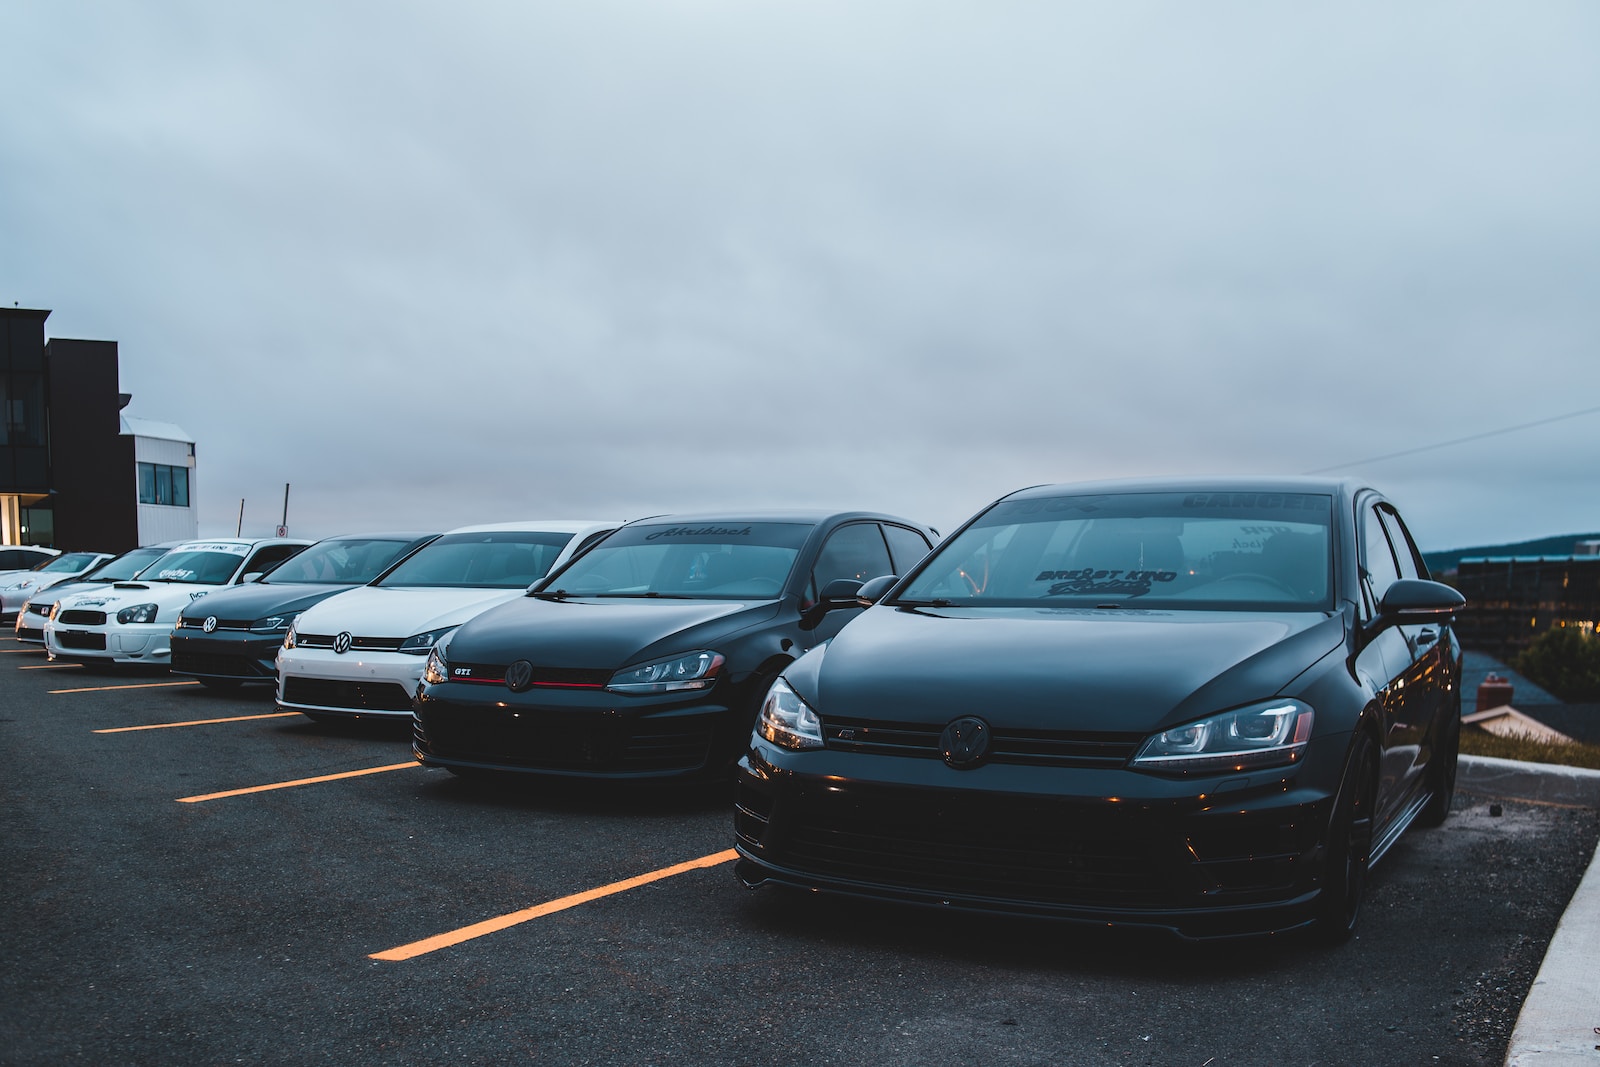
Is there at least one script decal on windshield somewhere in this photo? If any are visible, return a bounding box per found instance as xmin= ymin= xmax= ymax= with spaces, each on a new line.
xmin=1036 ymin=568 xmax=1177 ymax=597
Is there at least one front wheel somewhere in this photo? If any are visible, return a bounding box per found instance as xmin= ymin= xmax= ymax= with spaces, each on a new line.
xmin=1313 ymin=731 xmax=1378 ymax=946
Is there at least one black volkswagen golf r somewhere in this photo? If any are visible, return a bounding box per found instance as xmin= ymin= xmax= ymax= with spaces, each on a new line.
xmin=734 ymin=478 xmax=1465 ymax=943
xmin=411 ymin=511 xmax=937 ymax=781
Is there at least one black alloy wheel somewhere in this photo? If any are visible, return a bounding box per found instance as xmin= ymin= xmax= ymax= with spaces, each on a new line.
xmin=1313 ymin=730 xmax=1379 ymax=945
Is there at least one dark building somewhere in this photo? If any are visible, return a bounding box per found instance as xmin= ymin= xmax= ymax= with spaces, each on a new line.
xmin=1 ymin=306 xmax=186 ymax=553
xmin=1453 ymin=553 xmax=1600 ymax=658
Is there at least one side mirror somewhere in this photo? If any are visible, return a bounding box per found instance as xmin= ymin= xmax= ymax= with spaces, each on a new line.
xmin=1367 ymin=579 xmax=1464 ymax=638
xmin=855 ymin=574 xmax=897 ymax=605
xmin=800 ymin=575 xmax=894 ymax=631
xmin=239 ymin=572 xmax=263 ymax=584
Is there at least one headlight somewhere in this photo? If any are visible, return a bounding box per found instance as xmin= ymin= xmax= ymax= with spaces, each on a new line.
xmin=1131 ymin=699 xmax=1314 ymax=776
xmin=283 ymin=620 xmax=299 ymax=650
xmin=116 ymin=603 xmax=159 ymax=625
xmin=399 ymin=626 xmax=456 ymax=655
xmin=606 ymin=651 xmax=724 ymax=693
xmin=423 ymin=641 xmax=450 ymax=686
xmin=250 ymin=613 xmax=297 ymax=634
xmin=755 ymin=677 xmax=824 ymax=750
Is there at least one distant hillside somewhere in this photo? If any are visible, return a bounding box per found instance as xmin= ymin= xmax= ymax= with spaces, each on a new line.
xmin=1424 ymin=533 xmax=1600 ymax=575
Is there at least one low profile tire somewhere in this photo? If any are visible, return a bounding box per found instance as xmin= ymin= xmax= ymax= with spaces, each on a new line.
xmin=1417 ymin=699 xmax=1460 ymax=829
xmin=197 ymin=677 xmax=243 ymax=690
xmin=1313 ymin=731 xmax=1379 ymax=946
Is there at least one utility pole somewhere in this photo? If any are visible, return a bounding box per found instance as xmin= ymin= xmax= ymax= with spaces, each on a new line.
xmin=236 ymin=499 xmax=245 ymax=537
xmin=277 ymin=484 xmax=290 ymax=537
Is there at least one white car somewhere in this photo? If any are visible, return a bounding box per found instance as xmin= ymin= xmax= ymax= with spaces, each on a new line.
xmin=0 ymin=551 xmax=116 ymax=625
xmin=14 ymin=544 xmax=182 ymax=644
xmin=0 ymin=545 xmax=59 ymax=576
xmin=276 ymin=520 xmax=619 ymax=723
xmin=45 ymin=538 xmax=312 ymax=664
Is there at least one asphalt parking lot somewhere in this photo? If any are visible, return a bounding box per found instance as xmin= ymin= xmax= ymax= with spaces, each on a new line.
xmin=3 ymin=638 xmax=1597 ymax=1067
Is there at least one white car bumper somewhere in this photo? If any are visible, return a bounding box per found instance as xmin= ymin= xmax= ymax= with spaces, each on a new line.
xmin=275 ymin=647 xmax=427 ymax=719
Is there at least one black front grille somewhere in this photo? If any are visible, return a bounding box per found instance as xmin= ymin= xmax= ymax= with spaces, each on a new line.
xmin=823 ymin=717 xmax=1143 ymax=769
xmin=55 ymin=631 xmax=108 ymax=651
xmin=421 ymin=708 xmax=713 ymax=774
xmin=295 ymin=634 xmax=406 ymax=652
xmin=171 ymin=651 xmax=272 ymax=679
xmin=57 ymin=610 xmax=107 ymax=626
xmin=180 ymin=617 xmax=251 ymax=631
xmin=750 ymin=787 xmax=1311 ymax=910
xmin=283 ymin=677 xmax=413 ymax=711
xmin=452 ymin=662 xmax=612 ymax=688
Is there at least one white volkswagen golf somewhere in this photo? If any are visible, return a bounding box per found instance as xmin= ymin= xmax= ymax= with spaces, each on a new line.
xmin=45 ymin=538 xmax=312 ymax=665
xmin=275 ymin=520 xmax=619 ymax=723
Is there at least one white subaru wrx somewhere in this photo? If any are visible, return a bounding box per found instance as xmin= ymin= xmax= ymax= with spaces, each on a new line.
xmin=45 ymin=538 xmax=311 ymax=665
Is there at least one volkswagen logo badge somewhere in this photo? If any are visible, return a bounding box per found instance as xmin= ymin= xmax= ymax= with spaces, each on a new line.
xmin=332 ymin=631 xmax=353 ymax=655
xmin=505 ymin=659 xmax=535 ymax=693
xmin=939 ymin=716 xmax=991 ymax=769
xmin=202 ymin=616 xmax=218 ymax=633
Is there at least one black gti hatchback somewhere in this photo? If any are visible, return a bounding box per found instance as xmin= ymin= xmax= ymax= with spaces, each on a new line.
xmin=735 ymin=478 xmax=1464 ymax=943
xmin=412 ymin=511 xmax=936 ymax=780
xmin=170 ymin=531 xmax=440 ymax=688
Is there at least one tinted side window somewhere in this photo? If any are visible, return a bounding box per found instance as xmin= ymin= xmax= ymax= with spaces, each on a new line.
xmin=242 ymin=544 xmax=306 ymax=579
xmin=1377 ymin=506 xmax=1427 ymax=581
xmin=812 ymin=523 xmax=894 ymax=593
xmin=1361 ymin=506 xmax=1403 ymax=615
xmin=881 ymin=524 xmax=933 ymax=574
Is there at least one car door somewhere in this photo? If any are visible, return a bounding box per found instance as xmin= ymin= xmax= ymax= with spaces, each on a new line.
xmin=803 ymin=522 xmax=896 ymax=646
xmin=1357 ymin=499 xmax=1430 ymax=821
xmin=1377 ymin=503 xmax=1454 ymax=791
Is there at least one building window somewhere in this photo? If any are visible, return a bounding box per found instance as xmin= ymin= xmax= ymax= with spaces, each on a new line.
xmin=137 ymin=462 xmax=190 ymax=507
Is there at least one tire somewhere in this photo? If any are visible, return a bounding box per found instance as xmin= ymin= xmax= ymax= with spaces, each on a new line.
xmin=1417 ymin=697 xmax=1460 ymax=829
xmin=1313 ymin=731 xmax=1379 ymax=946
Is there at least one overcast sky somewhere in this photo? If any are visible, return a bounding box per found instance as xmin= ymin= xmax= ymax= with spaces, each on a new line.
xmin=4 ymin=2 xmax=1597 ymax=551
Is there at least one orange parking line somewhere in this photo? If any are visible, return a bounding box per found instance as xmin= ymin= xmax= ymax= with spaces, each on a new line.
xmin=2 ymin=648 xmax=46 ymax=653
xmin=96 ymin=711 xmax=302 ymax=733
xmin=50 ymin=680 xmax=201 ymax=693
xmin=177 ymin=761 xmax=419 ymax=803
xmin=21 ymin=662 xmax=83 ymax=669
xmin=370 ymin=849 xmax=740 ymax=962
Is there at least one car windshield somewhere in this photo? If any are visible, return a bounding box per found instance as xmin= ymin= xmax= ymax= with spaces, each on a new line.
xmin=36 ymin=553 xmax=100 ymax=573
xmin=95 ymin=548 xmax=171 ymax=582
xmin=896 ymin=491 xmax=1335 ymax=610
xmin=264 ymin=537 xmax=421 ymax=585
xmin=375 ymin=531 xmax=574 ymax=589
xmin=143 ymin=547 xmax=249 ymax=585
xmin=542 ymin=522 xmax=809 ymax=599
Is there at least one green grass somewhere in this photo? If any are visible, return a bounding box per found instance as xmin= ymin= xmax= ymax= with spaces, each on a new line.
xmin=1460 ymin=730 xmax=1600 ymax=770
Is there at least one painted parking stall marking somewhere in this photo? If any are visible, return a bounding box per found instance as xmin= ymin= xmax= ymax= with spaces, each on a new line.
xmin=371 ymin=849 xmax=740 ymax=962
xmin=95 ymin=711 xmax=302 ymax=734
xmin=50 ymin=679 xmax=200 ymax=693
xmin=177 ymin=761 xmax=419 ymax=804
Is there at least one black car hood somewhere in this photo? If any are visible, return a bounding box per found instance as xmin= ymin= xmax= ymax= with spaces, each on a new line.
xmin=182 ymin=582 xmax=356 ymax=620
xmin=811 ymin=605 xmax=1348 ymax=734
xmin=451 ymin=596 xmax=785 ymax=670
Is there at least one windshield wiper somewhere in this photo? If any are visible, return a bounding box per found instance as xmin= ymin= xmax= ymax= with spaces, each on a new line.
xmin=895 ymin=597 xmax=953 ymax=607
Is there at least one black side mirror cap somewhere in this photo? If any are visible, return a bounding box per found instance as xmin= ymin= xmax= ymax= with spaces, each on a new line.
xmin=800 ymin=576 xmax=892 ymax=631
xmin=855 ymin=574 xmax=897 ymax=605
xmin=1380 ymin=579 xmax=1465 ymax=619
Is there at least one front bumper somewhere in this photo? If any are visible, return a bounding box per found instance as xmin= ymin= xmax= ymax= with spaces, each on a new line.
xmin=46 ymin=621 xmax=173 ymax=664
xmin=276 ymin=647 xmax=426 ymax=719
xmin=413 ymin=683 xmax=747 ymax=780
xmin=733 ymin=736 xmax=1348 ymax=940
xmin=170 ymin=629 xmax=283 ymax=684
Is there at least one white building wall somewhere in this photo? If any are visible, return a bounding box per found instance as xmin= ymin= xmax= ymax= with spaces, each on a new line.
xmin=130 ymin=427 xmax=199 ymax=544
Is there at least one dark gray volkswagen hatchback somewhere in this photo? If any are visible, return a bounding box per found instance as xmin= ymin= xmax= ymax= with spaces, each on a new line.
xmin=735 ymin=478 xmax=1464 ymax=942
xmin=412 ymin=511 xmax=937 ymax=781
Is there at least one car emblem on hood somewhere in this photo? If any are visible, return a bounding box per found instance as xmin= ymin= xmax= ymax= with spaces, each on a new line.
xmin=939 ymin=716 xmax=991 ymax=769
xmin=333 ymin=632 xmax=353 ymax=654
xmin=505 ymin=660 xmax=535 ymax=693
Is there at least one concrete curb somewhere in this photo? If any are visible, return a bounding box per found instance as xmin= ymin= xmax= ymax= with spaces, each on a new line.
xmin=1455 ymin=757 xmax=1600 ymax=1066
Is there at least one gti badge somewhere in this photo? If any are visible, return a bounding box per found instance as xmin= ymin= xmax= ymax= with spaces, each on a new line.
xmin=505 ymin=659 xmax=535 ymax=693
xmin=332 ymin=631 xmax=353 ymax=654
xmin=939 ymin=716 xmax=991 ymax=769
xmin=202 ymin=616 xmax=218 ymax=633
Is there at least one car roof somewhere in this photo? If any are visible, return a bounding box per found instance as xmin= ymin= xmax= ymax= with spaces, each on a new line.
xmin=311 ymin=530 xmax=439 ymax=542
xmin=621 ymin=509 xmax=928 ymax=528
xmin=438 ymin=520 xmax=621 ymax=536
xmin=999 ymin=476 xmax=1366 ymax=502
